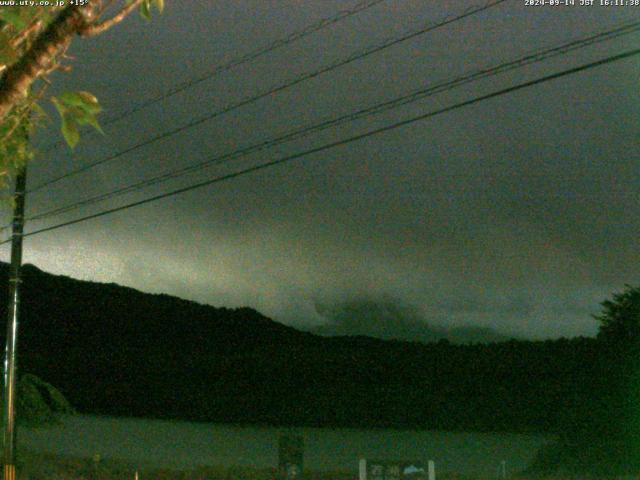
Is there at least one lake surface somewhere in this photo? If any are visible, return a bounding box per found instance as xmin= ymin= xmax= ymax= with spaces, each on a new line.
xmin=19 ymin=415 xmax=550 ymax=475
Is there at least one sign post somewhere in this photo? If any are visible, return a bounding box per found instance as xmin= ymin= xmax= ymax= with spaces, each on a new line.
xmin=359 ymin=459 xmax=427 ymax=480
xmin=278 ymin=434 xmax=304 ymax=479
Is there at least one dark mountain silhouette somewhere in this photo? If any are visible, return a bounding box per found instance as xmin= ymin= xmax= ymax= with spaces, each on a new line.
xmin=0 ymin=262 xmax=601 ymax=433
xmin=309 ymin=300 xmax=513 ymax=344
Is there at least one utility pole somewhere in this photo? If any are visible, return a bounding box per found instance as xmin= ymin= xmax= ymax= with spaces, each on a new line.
xmin=2 ymin=165 xmax=27 ymax=480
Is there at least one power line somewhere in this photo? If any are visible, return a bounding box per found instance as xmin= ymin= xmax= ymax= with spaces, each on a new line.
xmin=29 ymin=0 xmax=508 ymax=194
xmin=6 ymin=47 xmax=638 ymax=245
xmin=105 ymin=0 xmax=389 ymax=123
xmin=40 ymin=0 xmax=390 ymax=153
xmin=23 ymin=19 xmax=640 ymax=224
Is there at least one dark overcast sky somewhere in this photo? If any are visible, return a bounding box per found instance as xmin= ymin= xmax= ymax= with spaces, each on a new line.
xmin=1 ymin=0 xmax=638 ymax=339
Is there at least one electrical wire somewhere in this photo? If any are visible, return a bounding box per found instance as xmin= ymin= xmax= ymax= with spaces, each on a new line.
xmin=4 ymin=47 xmax=637 ymax=245
xmin=23 ymin=19 xmax=640 ymax=224
xmin=29 ymin=0 xmax=508 ymax=194
xmin=40 ymin=0 xmax=390 ymax=153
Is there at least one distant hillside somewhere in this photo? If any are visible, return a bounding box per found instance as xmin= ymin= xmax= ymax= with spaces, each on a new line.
xmin=309 ymin=300 xmax=513 ymax=344
xmin=0 ymin=262 xmax=601 ymax=433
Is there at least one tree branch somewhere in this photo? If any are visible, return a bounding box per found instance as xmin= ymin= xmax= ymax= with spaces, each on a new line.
xmin=10 ymin=18 xmax=44 ymax=49
xmin=0 ymin=84 xmax=48 ymax=145
xmin=0 ymin=5 xmax=93 ymax=123
xmin=80 ymin=0 xmax=145 ymax=37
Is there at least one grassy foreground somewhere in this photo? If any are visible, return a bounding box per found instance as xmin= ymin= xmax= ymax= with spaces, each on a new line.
xmin=13 ymin=451 xmax=354 ymax=480
xmin=11 ymin=450 xmax=594 ymax=480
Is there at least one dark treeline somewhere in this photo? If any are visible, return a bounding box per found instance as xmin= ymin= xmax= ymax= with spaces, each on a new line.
xmin=0 ymin=263 xmax=637 ymax=473
xmin=0 ymin=263 xmax=603 ymax=430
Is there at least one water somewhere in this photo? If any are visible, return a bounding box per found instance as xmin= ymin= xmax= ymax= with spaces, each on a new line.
xmin=18 ymin=415 xmax=550 ymax=475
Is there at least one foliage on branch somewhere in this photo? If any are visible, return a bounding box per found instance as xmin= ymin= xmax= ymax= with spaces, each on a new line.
xmin=0 ymin=1 xmax=163 ymax=180
xmin=51 ymin=90 xmax=102 ymax=148
xmin=595 ymin=284 xmax=640 ymax=344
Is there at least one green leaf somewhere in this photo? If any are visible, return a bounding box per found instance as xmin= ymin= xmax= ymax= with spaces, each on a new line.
xmin=66 ymin=106 xmax=90 ymax=123
xmin=86 ymin=115 xmax=103 ymax=134
xmin=58 ymin=91 xmax=101 ymax=114
xmin=152 ymin=0 xmax=164 ymax=14
xmin=51 ymin=91 xmax=103 ymax=148
xmin=61 ymin=116 xmax=80 ymax=149
xmin=51 ymin=91 xmax=104 ymax=148
xmin=0 ymin=8 xmax=28 ymax=30
xmin=66 ymin=106 xmax=103 ymax=134
xmin=57 ymin=92 xmax=83 ymax=106
xmin=139 ymin=0 xmax=152 ymax=20
xmin=78 ymin=91 xmax=100 ymax=110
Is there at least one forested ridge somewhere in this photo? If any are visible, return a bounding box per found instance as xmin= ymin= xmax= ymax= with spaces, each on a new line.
xmin=0 ymin=262 xmax=613 ymax=435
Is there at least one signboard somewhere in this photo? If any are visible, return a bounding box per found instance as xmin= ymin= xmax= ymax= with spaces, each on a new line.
xmin=360 ymin=460 xmax=427 ymax=480
xmin=278 ymin=434 xmax=304 ymax=480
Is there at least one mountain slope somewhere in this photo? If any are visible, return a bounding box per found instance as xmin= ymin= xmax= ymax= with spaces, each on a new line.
xmin=0 ymin=262 xmax=598 ymax=432
xmin=309 ymin=300 xmax=512 ymax=344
